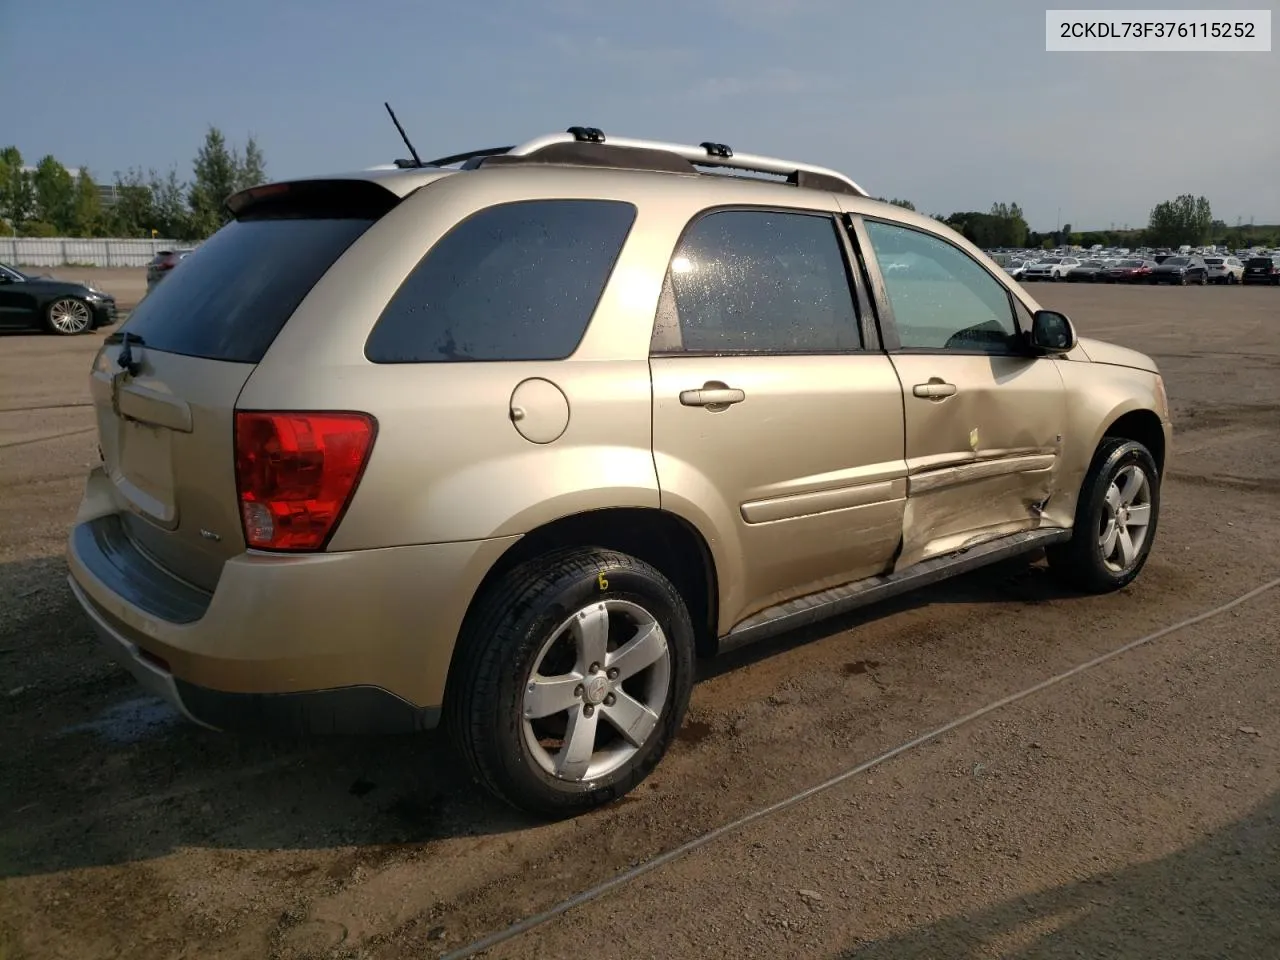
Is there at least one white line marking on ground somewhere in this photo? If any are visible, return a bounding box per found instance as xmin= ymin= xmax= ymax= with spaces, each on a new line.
xmin=439 ymin=575 xmax=1280 ymax=960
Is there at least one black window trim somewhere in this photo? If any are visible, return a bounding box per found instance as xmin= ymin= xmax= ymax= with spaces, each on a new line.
xmin=649 ymin=203 xmax=872 ymax=359
xmin=850 ymin=214 xmax=1038 ymax=359
xmin=363 ymin=197 xmax=639 ymax=365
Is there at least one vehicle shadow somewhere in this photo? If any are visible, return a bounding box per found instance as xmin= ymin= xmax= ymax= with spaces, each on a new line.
xmin=832 ymin=787 xmax=1280 ymax=959
xmin=0 ymin=549 xmax=1078 ymax=880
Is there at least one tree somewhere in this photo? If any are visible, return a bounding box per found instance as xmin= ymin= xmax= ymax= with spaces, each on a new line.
xmin=72 ymin=167 xmax=104 ymax=236
xmin=1145 ymin=194 xmax=1212 ymax=247
xmin=32 ymin=155 xmax=76 ymax=233
xmin=148 ymin=168 xmax=193 ymax=239
xmin=107 ymin=168 xmax=156 ymax=237
xmin=874 ymin=196 xmax=916 ymax=211
xmin=0 ymin=146 xmax=35 ymax=225
xmin=188 ymin=127 xmax=241 ymax=237
xmin=236 ymin=135 xmax=268 ymax=192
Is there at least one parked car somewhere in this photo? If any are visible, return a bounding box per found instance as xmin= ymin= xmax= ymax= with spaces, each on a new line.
xmin=1104 ymin=259 xmax=1156 ymax=283
xmin=0 ymin=262 xmax=118 ymax=335
xmin=145 ymin=248 xmax=197 ymax=293
xmin=1067 ymin=259 xmax=1109 ymax=282
xmin=1150 ymin=255 xmax=1208 ymax=285
xmin=1243 ymin=256 xmax=1280 ymax=285
xmin=1204 ymin=256 xmax=1244 ymax=284
xmin=1003 ymin=259 xmax=1028 ymax=279
xmin=1022 ymin=256 xmax=1081 ymax=281
xmin=66 ymin=129 xmax=1172 ymax=816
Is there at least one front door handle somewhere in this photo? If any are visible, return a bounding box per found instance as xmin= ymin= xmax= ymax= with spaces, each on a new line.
xmin=680 ymin=382 xmax=746 ymax=409
xmin=912 ymin=380 xmax=957 ymax=400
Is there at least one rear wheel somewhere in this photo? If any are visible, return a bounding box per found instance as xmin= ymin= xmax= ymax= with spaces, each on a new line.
xmin=46 ymin=298 xmax=92 ymax=335
xmin=1048 ymin=438 xmax=1160 ymax=593
xmin=447 ymin=547 xmax=696 ymax=817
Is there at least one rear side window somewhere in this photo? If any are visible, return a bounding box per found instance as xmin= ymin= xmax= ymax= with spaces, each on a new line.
xmin=650 ymin=209 xmax=860 ymax=355
xmin=120 ymin=217 xmax=376 ymax=364
xmin=365 ymin=200 xmax=636 ymax=363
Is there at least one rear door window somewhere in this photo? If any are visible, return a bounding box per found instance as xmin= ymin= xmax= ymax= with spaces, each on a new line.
xmin=650 ymin=208 xmax=861 ymax=355
xmin=119 ymin=217 xmax=377 ymax=364
xmin=364 ymin=199 xmax=636 ymax=363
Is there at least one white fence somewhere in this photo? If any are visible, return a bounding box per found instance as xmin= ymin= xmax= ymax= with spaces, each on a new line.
xmin=0 ymin=237 xmax=186 ymax=268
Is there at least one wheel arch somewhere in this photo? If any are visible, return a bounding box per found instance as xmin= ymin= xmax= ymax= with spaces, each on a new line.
xmin=453 ymin=507 xmax=721 ymax=665
xmin=1101 ymin=408 xmax=1167 ymax=475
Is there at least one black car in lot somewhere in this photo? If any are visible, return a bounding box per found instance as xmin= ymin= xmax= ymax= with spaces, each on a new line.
xmin=0 ymin=263 xmax=117 ymax=334
xmin=1243 ymin=256 xmax=1280 ymax=285
xmin=1067 ymin=259 xmax=1109 ymax=281
xmin=1149 ymin=255 xmax=1208 ymax=285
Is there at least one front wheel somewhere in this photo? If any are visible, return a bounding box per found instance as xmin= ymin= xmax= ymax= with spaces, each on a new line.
xmin=1048 ymin=438 xmax=1161 ymax=593
xmin=447 ymin=547 xmax=696 ymax=817
xmin=46 ymin=297 xmax=92 ymax=335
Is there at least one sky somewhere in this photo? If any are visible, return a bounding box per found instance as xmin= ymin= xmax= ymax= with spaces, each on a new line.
xmin=3 ymin=0 xmax=1277 ymax=231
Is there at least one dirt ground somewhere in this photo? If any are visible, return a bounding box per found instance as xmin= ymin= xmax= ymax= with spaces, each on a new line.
xmin=1 ymin=284 xmax=1278 ymax=960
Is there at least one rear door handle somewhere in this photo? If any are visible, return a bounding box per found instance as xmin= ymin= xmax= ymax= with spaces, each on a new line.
xmin=912 ymin=380 xmax=957 ymax=400
xmin=680 ymin=383 xmax=746 ymax=408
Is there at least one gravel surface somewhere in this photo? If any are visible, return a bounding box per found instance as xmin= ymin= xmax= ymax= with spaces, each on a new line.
xmin=1 ymin=284 xmax=1277 ymax=960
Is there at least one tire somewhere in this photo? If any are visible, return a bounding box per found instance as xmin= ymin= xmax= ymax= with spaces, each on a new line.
xmin=1047 ymin=438 xmax=1161 ymax=594
xmin=46 ymin=297 xmax=92 ymax=335
xmin=446 ymin=547 xmax=696 ymax=817
xmin=1226 ymin=273 xmax=1237 ymax=285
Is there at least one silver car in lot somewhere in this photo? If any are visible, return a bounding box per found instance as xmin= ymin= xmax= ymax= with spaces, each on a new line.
xmin=1022 ymin=256 xmax=1080 ymax=281
xmin=1205 ymin=256 xmax=1244 ymax=285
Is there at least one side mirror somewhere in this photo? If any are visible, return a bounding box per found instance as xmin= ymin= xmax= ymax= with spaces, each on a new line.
xmin=1030 ymin=310 xmax=1076 ymax=354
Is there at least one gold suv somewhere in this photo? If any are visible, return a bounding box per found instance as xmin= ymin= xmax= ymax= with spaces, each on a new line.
xmin=67 ymin=128 xmax=1172 ymax=816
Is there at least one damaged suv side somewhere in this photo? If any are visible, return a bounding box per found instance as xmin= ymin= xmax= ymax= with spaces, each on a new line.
xmin=67 ymin=130 xmax=1171 ymax=816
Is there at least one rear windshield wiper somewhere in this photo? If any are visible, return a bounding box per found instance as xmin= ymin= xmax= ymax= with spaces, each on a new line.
xmin=103 ymin=330 xmax=144 ymax=346
xmin=104 ymin=331 xmax=145 ymax=375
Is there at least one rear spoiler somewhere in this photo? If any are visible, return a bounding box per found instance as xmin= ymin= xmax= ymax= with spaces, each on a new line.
xmin=225 ymin=178 xmax=406 ymax=221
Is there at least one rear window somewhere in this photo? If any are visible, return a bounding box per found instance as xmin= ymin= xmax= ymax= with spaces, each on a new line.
xmin=119 ymin=217 xmax=377 ymax=363
xmin=365 ymin=199 xmax=636 ymax=363
xmin=1247 ymin=257 xmax=1274 ymax=267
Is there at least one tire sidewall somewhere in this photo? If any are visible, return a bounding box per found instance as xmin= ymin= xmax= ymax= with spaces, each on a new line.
xmin=489 ymin=559 xmax=695 ymax=811
xmin=1077 ymin=440 xmax=1161 ymax=589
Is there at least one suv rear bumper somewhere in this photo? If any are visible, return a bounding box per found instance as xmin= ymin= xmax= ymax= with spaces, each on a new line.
xmin=66 ymin=500 xmax=519 ymax=734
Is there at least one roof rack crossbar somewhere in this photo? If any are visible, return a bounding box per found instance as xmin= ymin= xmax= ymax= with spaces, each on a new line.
xmin=504 ymin=130 xmax=869 ymax=197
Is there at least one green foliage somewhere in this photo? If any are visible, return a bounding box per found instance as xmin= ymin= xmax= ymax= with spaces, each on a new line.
xmin=73 ymin=167 xmax=104 ymax=236
xmin=0 ymin=146 xmax=35 ymax=224
xmin=1 ymin=128 xmax=269 ymax=239
xmin=149 ymin=168 xmax=195 ymax=239
xmin=237 ymin=135 xmax=268 ymax=192
xmin=942 ymin=202 xmax=1028 ymax=248
xmin=1145 ymin=194 xmax=1212 ymax=247
xmin=17 ymin=220 xmax=58 ymax=237
xmin=32 ymin=156 xmax=76 ymax=232
xmin=188 ymin=127 xmax=241 ymax=237
xmin=106 ymin=168 xmax=157 ymax=237
xmin=874 ymin=196 xmax=916 ymax=211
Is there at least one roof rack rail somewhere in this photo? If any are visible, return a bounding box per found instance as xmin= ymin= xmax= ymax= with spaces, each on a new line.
xmin=488 ymin=128 xmax=869 ymax=197
xmin=419 ymin=145 xmax=515 ymax=168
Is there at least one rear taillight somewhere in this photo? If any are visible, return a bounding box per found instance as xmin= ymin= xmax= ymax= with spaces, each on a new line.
xmin=234 ymin=412 xmax=376 ymax=551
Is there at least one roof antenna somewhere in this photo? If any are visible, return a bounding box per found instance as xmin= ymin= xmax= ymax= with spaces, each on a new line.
xmin=384 ymin=102 xmax=423 ymax=168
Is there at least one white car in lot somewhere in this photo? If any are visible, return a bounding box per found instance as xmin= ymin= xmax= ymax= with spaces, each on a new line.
xmin=1021 ymin=256 xmax=1081 ymax=281
xmin=1205 ymin=255 xmax=1244 ymax=285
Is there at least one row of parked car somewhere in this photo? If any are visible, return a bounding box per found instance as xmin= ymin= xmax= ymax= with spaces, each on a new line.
xmin=1004 ymin=253 xmax=1280 ymax=285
